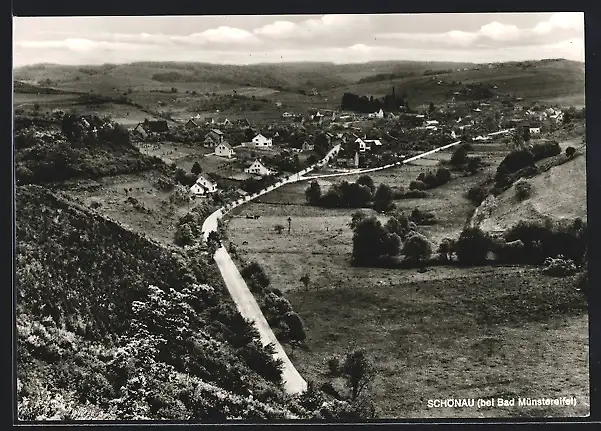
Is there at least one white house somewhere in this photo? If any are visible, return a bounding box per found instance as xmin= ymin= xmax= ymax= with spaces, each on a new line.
xmin=368 ymin=109 xmax=384 ymax=119
xmin=215 ymin=141 xmax=234 ymax=158
xmin=426 ymin=120 xmax=439 ymax=126
xmin=474 ymin=135 xmax=492 ymax=141
xmin=252 ymin=134 xmax=273 ymax=147
xmin=282 ymin=112 xmax=294 ymax=118
xmin=364 ymin=139 xmax=383 ymax=147
xmin=190 ymin=175 xmax=218 ymax=195
xmin=529 ymin=127 xmax=541 ymax=135
xmin=354 ymin=137 xmax=368 ymax=152
xmin=244 ymin=159 xmax=273 ymax=176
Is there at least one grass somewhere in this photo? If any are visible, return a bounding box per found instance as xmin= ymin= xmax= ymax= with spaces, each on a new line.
xmin=62 ymin=170 xmax=198 ymax=246
xmin=479 ymin=149 xmax=587 ymax=232
xmin=226 ymin=134 xmax=587 ymax=418
xmin=282 ymin=267 xmax=588 ymax=418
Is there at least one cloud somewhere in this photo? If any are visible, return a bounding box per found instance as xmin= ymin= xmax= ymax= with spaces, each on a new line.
xmin=253 ymin=14 xmax=372 ymax=39
xmin=376 ymin=13 xmax=583 ymax=50
xmin=479 ymin=22 xmax=521 ymax=41
xmin=533 ymin=12 xmax=583 ymax=34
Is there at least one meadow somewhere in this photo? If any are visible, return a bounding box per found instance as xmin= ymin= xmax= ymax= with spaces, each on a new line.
xmin=225 ymin=134 xmax=589 ymax=418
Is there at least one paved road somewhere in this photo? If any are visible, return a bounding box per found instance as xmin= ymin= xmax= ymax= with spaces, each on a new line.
xmin=200 ymin=145 xmax=341 ymax=395
xmin=200 ymin=132 xmax=513 ymax=395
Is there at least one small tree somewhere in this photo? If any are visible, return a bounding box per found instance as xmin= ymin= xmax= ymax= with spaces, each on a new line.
xmin=451 ymin=145 xmax=468 ymax=167
xmin=300 ymin=273 xmax=311 ymax=290
xmin=342 ymin=349 xmax=376 ymax=401
xmin=454 ymin=226 xmax=492 ymax=265
xmin=283 ymin=312 xmax=306 ymax=342
xmin=402 ymin=232 xmax=432 ymax=262
xmin=191 ymin=161 xmax=202 ymax=175
xmin=435 ymin=167 xmax=451 ymax=184
xmin=356 ymin=175 xmax=376 ymax=195
xmin=349 ymin=211 xmax=368 ymax=230
xmin=437 ymin=238 xmax=455 ymax=261
xmin=566 ymin=146 xmax=576 ymax=158
xmin=373 ymin=184 xmax=394 ymax=213
xmin=305 ymin=180 xmax=322 ymax=205
xmin=274 ymin=224 xmax=285 ymax=234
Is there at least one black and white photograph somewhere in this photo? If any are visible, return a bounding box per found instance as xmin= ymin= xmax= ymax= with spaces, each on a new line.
xmin=13 ymin=12 xmax=588 ymax=422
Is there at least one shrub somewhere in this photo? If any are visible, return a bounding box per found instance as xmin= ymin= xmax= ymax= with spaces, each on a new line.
xmin=542 ymin=255 xmax=577 ymax=277
xmin=492 ymin=239 xmax=526 ymax=264
xmin=437 ymin=238 xmax=455 ymax=261
xmin=454 ymin=227 xmax=492 ymax=265
xmin=466 ymin=186 xmax=487 ymax=205
xmin=305 ymin=181 xmax=322 ymax=206
xmin=373 ymin=184 xmax=394 ymax=213
xmin=451 ymin=145 xmax=469 ymax=166
xmin=402 ymin=232 xmax=432 ymax=262
xmin=514 ymin=180 xmax=533 ymax=201
xmin=497 ymin=149 xmax=534 ymax=176
xmin=326 ymin=355 xmax=343 ymax=377
xmin=566 ymin=146 xmax=576 ymax=158
xmin=409 ymin=208 xmax=437 ymax=225
xmin=409 ymin=180 xmax=426 ymax=191
xmin=435 ymin=167 xmax=451 ymax=184
xmin=530 ymin=140 xmax=561 ymax=161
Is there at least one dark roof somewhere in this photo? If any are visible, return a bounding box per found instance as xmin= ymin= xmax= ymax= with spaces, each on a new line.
xmin=144 ymin=119 xmax=169 ymax=133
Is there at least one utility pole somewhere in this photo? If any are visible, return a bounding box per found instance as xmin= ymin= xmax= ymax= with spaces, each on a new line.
xmin=287 ymin=217 xmax=292 ymax=234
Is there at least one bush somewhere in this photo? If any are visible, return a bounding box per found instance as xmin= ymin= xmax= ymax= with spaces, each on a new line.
xmin=437 ymin=238 xmax=455 ymax=261
xmin=326 ymin=355 xmax=343 ymax=377
xmin=409 ymin=208 xmax=437 ymax=225
xmin=492 ymin=239 xmax=526 ymax=263
xmin=435 ymin=167 xmax=451 ymax=184
xmin=451 ymin=145 xmax=469 ymax=166
xmin=566 ymin=146 xmax=576 ymax=158
xmin=542 ymin=255 xmax=577 ymax=277
xmin=497 ymin=149 xmax=534 ymax=176
xmin=305 ymin=181 xmax=322 ymax=206
xmin=402 ymin=232 xmax=432 ymax=262
xmin=409 ymin=180 xmax=426 ymax=191
xmin=514 ymin=180 xmax=533 ymax=201
xmin=373 ymin=184 xmax=394 ymax=213
xmin=454 ymin=227 xmax=492 ymax=265
xmin=504 ymin=219 xmax=587 ymax=264
xmin=466 ymin=185 xmax=487 ymax=205
xmin=530 ymin=140 xmax=561 ymax=161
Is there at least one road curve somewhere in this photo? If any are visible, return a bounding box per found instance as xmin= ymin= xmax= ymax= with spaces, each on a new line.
xmin=201 ymin=145 xmax=340 ymax=395
xmin=200 ymin=131 xmax=508 ymax=395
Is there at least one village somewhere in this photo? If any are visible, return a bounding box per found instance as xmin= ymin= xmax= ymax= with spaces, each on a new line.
xmin=127 ymin=86 xmax=570 ymax=200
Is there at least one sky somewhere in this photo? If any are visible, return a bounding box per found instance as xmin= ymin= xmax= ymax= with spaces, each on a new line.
xmin=12 ymin=13 xmax=585 ymax=67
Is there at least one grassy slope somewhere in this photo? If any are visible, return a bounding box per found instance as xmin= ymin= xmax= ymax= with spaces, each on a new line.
xmin=225 ymin=139 xmax=588 ymax=418
xmin=16 ymin=185 xmax=304 ymax=420
xmin=479 ymin=150 xmax=587 ymax=233
xmin=285 ymin=267 xmax=588 ymax=418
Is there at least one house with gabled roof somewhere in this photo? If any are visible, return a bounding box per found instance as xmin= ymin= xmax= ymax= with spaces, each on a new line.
xmin=190 ymin=174 xmax=218 ymax=195
xmin=215 ymin=141 xmax=234 ymax=158
xmin=185 ymin=119 xmax=199 ymax=129
xmin=251 ymin=133 xmax=273 ymax=147
xmin=244 ymin=159 xmax=273 ymax=176
xmin=204 ymin=129 xmax=224 ymax=148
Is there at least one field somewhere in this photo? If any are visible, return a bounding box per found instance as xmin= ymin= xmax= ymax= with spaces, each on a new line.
xmin=61 ymin=170 xmax=198 ymax=246
xmin=225 ymin=135 xmax=588 ymax=417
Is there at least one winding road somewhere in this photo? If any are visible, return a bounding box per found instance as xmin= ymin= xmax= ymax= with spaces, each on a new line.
xmin=201 ymin=131 xmax=511 ymax=395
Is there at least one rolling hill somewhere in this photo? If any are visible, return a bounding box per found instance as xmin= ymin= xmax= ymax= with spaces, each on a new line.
xmin=14 ymin=58 xmax=585 ymax=113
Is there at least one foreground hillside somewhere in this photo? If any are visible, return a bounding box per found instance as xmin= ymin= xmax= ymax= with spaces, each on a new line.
xmin=16 ymin=184 xmax=380 ymax=421
xmin=15 ymin=185 xmax=295 ymax=420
